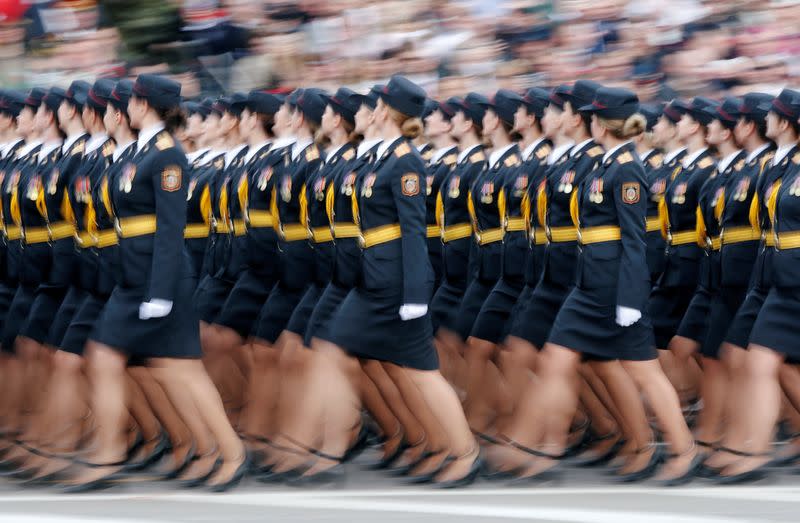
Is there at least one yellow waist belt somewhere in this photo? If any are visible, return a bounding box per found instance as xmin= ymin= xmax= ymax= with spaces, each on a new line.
xmin=704 ymin=236 xmax=721 ymax=251
xmin=232 ymin=219 xmax=246 ymax=237
xmin=721 ymin=226 xmax=760 ymax=246
xmin=248 ymin=210 xmax=274 ymax=228
xmin=475 ymin=227 xmax=504 ymax=246
xmin=426 ymin=224 xmax=440 ymax=239
xmin=360 ymin=224 xmax=402 ymax=249
xmin=184 ymin=223 xmax=210 ymax=239
xmin=776 ymin=231 xmax=800 ymax=250
xmin=213 ymin=217 xmax=230 ymax=234
xmin=311 ymin=226 xmax=333 ymax=243
xmin=23 ymin=221 xmax=75 ymax=244
xmin=547 ymin=225 xmax=578 ymax=243
xmin=765 ymin=229 xmax=775 ymax=247
xmin=505 ymin=216 xmax=527 ymax=232
xmin=578 ymin=226 xmax=621 ymax=245
xmin=333 ymin=222 xmax=360 ymax=239
xmin=96 ymin=229 xmax=118 ymax=248
xmin=5 ymin=225 xmax=21 ymax=241
xmin=116 ymin=215 xmax=156 ymax=239
xmin=668 ymin=229 xmax=697 ymax=246
xmin=442 ymin=223 xmax=472 ymax=243
xmin=531 ymin=227 xmax=547 ymax=245
xmin=279 ymin=223 xmax=309 ymax=242
xmin=646 ymin=216 xmax=661 ymax=233
xmin=75 ymin=230 xmax=95 ymax=248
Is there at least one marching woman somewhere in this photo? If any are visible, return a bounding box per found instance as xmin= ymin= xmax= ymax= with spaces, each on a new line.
xmin=461 ymin=90 xmax=523 ymax=435
xmin=429 ymin=93 xmax=487 ymax=390
xmin=64 ymin=74 xmax=246 ymax=492
xmin=703 ymin=89 xmax=800 ymax=482
xmin=327 ymin=75 xmax=480 ymax=487
xmin=636 ymin=104 xmax=667 ymax=283
xmin=182 ymin=101 xmax=214 ymax=281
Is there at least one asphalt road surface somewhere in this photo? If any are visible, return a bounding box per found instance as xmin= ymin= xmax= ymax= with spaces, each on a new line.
xmin=0 ymin=462 xmax=797 ymax=523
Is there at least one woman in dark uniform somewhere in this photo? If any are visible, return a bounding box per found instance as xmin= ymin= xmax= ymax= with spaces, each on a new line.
xmin=461 ymin=90 xmax=523 ymax=435
xmin=328 ymin=75 xmax=480 ymax=487
xmin=636 ymin=104 xmax=667 ymax=283
xmin=65 ymin=74 xmax=246 ymax=492
xmin=703 ymin=89 xmax=800 ymax=482
xmin=488 ymin=88 xmax=699 ymax=485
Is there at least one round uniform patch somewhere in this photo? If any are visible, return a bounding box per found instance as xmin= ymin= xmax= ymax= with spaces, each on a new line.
xmin=161 ymin=165 xmax=182 ymax=192
xmin=622 ymin=182 xmax=640 ymax=204
xmin=402 ymin=174 xmax=420 ymax=196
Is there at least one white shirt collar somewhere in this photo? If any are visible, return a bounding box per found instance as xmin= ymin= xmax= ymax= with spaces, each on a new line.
xmin=86 ymin=133 xmax=109 ymax=154
xmin=137 ymin=124 xmax=165 ymax=153
xmin=570 ymin=138 xmax=593 ymax=157
xmin=746 ymin=143 xmax=771 ymax=164
xmin=522 ymin=137 xmax=546 ymax=161
xmin=548 ymin=141 xmax=574 ymax=165
xmin=244 ymin=142 xmax=271 ymax=165
xmin=291 ymin=139 xmax=313 ymax=162
xmin=416 ymin=143 xmax=429 ymax=152
xmin=325 ymin=143 xmax=345 ymax=164
xmin=377 ymin=136 xmax=402 ymax=160
xmin=773 ymin=143 xmax=795 ymax=167
xmin=457 ymin=144 xmax=481 ymax=164
xmin=489 ymin=143 xmax=515 ymax=169
xmin=17 ymin=139 xmax=42 ymax=159
xmin=272 ymin=136 xmax=296 ymax=151
xmin=200 ymin=150 xmax=223 ymax=166
xmin=39 ymin=140 xmax=63 ymax=163
xmin=186 ymin=147 xmax=210 ymax=164
xmin=663 ymin=147 xmax=686 ymax=165
xmin=0 ymin=142 xmax=8 ymax=158
xmin=61 ymin=133 xmax=83 ymax=154
xmin=225 ymin=144 xmax=248 ymax=168
xmin=603 ymin=141 xmax=632 ymax=164
xmin=3 ymin=138 xmax=23 ymax=158
xmin=431 ymin=145 xmax=457 ymax=164
xmin=717 ymin=150 xmax=742 ymax=174
xmin=112 ymin=140 xmax=135 ymax=162
xmin=638 ymin=148 xmax=654 ymax=162
xmin=682 ymin=147 xmax=708 ymax=169
xmin=357 ymin=138 xmax=382 ymax=159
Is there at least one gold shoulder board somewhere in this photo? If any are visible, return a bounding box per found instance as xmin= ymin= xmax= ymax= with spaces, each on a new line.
xmin=793 ymin=152 xmax=800 ymax=165
xmin=469 ymin=152 xmax=485 ymax=164
xmin=342 ymin=148 xmax=355 ymax=161
xmin=504 ymin=155 xmax=520 ymax=167
xmin=698 ymin=157 xmax=714 ymax=169
xmin=587 ymin=146 xmax=603 ymax=158
xmin=444 ymin=154 xmax=457 ymax=167
xmin=72 ymin=141 xmax=86 ymax=155
xmin=102 ymin=142 xmax=115 ymax=158
xmin=648 ymin=153 xmax=663 ymax=168
xmin=536 ymin=145 xmax=551 ymax=160
xmin=394 ymin=142 xmax=411 ymax=158
xmin=155 ymin=132 xmax=175 ymax=151
xmin=616 ymin=151 xmax=633 ymax=165
xmin=305 ymin=147 xmax=319 ymax=162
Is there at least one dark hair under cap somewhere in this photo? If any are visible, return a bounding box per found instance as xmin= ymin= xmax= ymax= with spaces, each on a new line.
xmin=560 ymin=80 xmax=602 ymax=111
xmin=706 ymin=97 xmax=743 ymax=129
xmin=43 ymin=87 xmax=67 ymax=113
xmin=329 ymin=87 xmax=359 ymax=125
xmin=639 ymin=103 xmax=663 ymax=132
xmin=770 ymin=88 xmax=800 ymax=122
xmin=108 ymin=79 xmax=134 ymax=112
xmin=580 ymin=86 xmax=640 ymax=120
xmin=246 ymin=91 xmax=283 ymax=116
xmin=287 ymin=88 xmax=304 ymax=108
xmin=24 ymin=87 xmax=47 ymax=109
xmin=522 ymin=87 xmax=550 ymax=119
xmin=0 ymin=90 xmax=27 ymax=118
xmin=421 ymin=98 xmax=438 ymax=121
xmin=65 ymin=80 xmax=91 ymax=109
xmin=379 ymin=75 xmax=427 ymax=118
xmin=132 ymin=73 xmax=182 ymax=111
xmin=451 ymin=93 xmax=488 ymax=126
xmin=296 ymin=87 xmax=329 ymax=126
xmin=437 ymin=99 xmax=456 ymax=121
xmin=479 ymin=89 xmax=524 ymax=126
xmin=740 ymin=92 xmax=773 ymax=124
xmin=226 ymin=92 xmax=248 ymax=117
xmin=87 ymin=78 xmax=115 ymax=113
xmin=549 ymin=84 xmax=571 ymax=110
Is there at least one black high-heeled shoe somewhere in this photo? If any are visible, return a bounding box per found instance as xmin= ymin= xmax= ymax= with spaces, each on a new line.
xmin=62 ymin=459 xmax=129 ymax=494
xmin=207 ymin=453 xmax=250 ymax=493
xmin=614 ymin=443 xmax=663 ymax=483
xmin=655 ymin=444 xmax=704 ymax=487
xmin=364 ymin=433 xmax=407 ymax=470
xmin=387 ymin=434 xmax=428 ymax=476
xmin=571 ymin=431 xmax=624 ymax=467
xmin=713 ymin=448 xmax=773 ymax=485
xmin=433 ymin=448 xmax=482 ymax=489
xmin=127 ymin=432 xmax=171 ymax=472
xmin=161 ymin=440 xmax=197 ymax=480
xmin=177 ymin=447 xmax=222 ymax=488
xmin=286 ymin=460 xmax=346 ymax=487
xmin=403 ymin=450 xmax=451 ymax=485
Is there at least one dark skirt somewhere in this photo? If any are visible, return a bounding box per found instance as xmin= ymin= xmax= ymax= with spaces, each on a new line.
xmin=749 ymin=287 xmax=800 ymax=360
xmin=548 ymin=285 xmax=656 ymax=361
xmin=48 ymin=287 xmax=89 ymax=348
xmin=470 ymin=278 xmax=525 ymax=343
xmin=193 ymin=274 xmax=234 ymax=324
xmin=252 ymin=282 xmax=308 ymax=345
xmin=286 ymin=283 xmax=323 ymax=338
xmin=454 ymin=278 xmax=496 ymax=341
xmin=329 ymin=287 xmax=437 ymax=370
xmin=1 ymin=285 xmax=35 ymax=353
xmin=305 ymin=282 xmax=349 ymax=346
xmin=0 ymin=283 xmax=16 ymax=338
xmin=647 ymin=285 xmax=695 ymax=349
xmin=676 ymin=286 xmax=711 ymax=344
xmin=724 ymin=286 xmax=768 ymax=349
xmin=430 ymin=278 xmax=467 ymax=334
xmin=701 ymin=285 xmax=748 ymax=359
xmin=21 ymin=285 xmax=69 ymax=344
xmin=216 ymin=269 xmax=276 ymax=338
xmin=91 ymin=276 xmax=201 ymax=359
xmin=507 ymin=277 xmax=571 ymax=348
xmin=61 ymin=294 xmax=106 ymax=355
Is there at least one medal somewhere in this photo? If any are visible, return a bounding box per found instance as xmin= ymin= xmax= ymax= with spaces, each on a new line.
xmin=448 ymin=176 xmax=460 ymax=199
xmin=281 ymin=177 xmax=292 ymax=202
xmin=362 ymin=174 xmax=376 ymax=198
xmin=480 ymin=182 xmax=494 ymax=204
xmin=426 ymin=175 xmax=433 ymax=196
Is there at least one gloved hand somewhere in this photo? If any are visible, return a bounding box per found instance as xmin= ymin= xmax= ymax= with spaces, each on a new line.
xmin=139 ymin=299 xmax=173 ymax=320
xmin=399 ymin=304 xmax=428 ymax=321
xmin=615 ymin=306 xmax=642 ymax=327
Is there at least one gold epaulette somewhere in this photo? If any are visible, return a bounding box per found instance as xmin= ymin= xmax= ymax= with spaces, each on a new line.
xmin=394 ymin=142 xmax=411 ymax=158
xmin=102 ymin=141 xmax=115 ymax=158
xmin=536 ymin=144 xmax=551 ymax=160
xmin=648 ymin=153 xmax=663 ymax=168
xmin=469 ymin=151 xmax=485 ymax=164
xmin=504 ymin=154 xmax=521 ymax=168
xmin=214 ymin=157 xmax=224 ymax=169
xmin=422 ymin=149 xmax=433 ymax=161
xmin=155 ymin=132 xmax=174 ymax=151
xmin=793 ymin=152 xmax=800 ymax=165
xmin=342 ymin=148 xmax=355 ymax=161
xmin=734 ymin=159 xmax=745 ymax=171
xmin=443 ymin=153 xmax=457 ymax=167
xmin=587 ymin=146 xmax=603 ymax=158
xmin=616 ymin=151 xmax=633 ymax=165
xmin=71 ymin=141 xmax=86 ymax=155
xmin=698 ymin=157 xmax=714 ymax=169
xmin=305 ymin=147 xmax=319 ymax=162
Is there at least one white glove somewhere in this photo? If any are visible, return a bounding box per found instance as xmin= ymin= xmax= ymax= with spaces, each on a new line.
xmin=615 ymin=306 xmax=642 ymax=327
xmin=139 ymin=299 xmax=174 ymax=320
xmin=399 ymin=304 xmax=428 ymax=321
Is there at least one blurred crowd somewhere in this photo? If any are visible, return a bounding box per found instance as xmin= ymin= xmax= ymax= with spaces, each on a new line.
xmin=1 ymin=0 xmax=800 ymax=100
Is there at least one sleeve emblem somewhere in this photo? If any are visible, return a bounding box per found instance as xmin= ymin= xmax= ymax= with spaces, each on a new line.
xmin=161 ymin=165 xmax=182 ymax=192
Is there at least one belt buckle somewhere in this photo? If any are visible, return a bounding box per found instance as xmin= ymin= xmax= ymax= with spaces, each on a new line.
xmin=114 ymin=218 xmax=121 ymax=236
xmin=576 ymin=229 xmax=583 ymax=246
xmin=357 ymin=235 xmax=366 ymax=249
xmin=775 ymin=233 xmax=781 ymax=251
xmin=545 ymin=226 xmax=552 ymax=242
